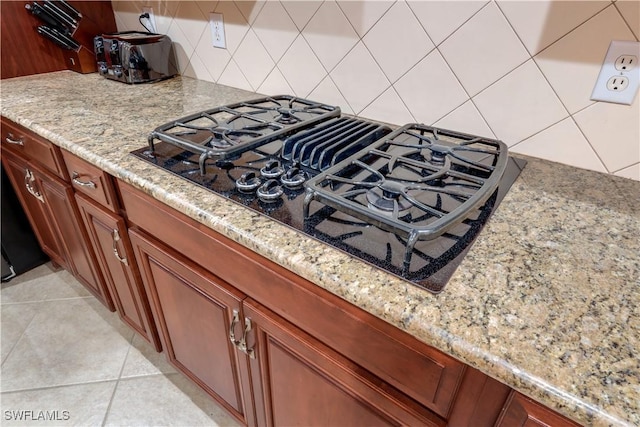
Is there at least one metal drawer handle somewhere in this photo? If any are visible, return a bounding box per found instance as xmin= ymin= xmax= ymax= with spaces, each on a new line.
xmin=5 ymin=133 xmax=24 ymax=146
xmin=24 ymin=169 xmax=44 ymax=203
xmin=239 ymin=317 xmax=256 ymax=359
xmin=229 ymin=310 xmax=241 ymax=347
xmin=71 ymin=172 xmax=97 ymax=189
xmin=111 ymin=229 xmax=128 ymax=265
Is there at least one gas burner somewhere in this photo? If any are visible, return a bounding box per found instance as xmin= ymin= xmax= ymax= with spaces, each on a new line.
xmin=365 ymin=182 xmax=413 ymax=215
xmin=304 ymin=123 xmax=509 ymax=271
xmin=257 ymin=179 xmax=283 ymax=202
xmin=275 ymin=108 xmax=301 ymax=124
xmin=148 ymin=95 xmax=340 ymax=169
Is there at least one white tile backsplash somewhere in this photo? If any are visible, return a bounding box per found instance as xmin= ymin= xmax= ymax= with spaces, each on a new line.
xmin=407 ymin=1 xmax=488 ymax=46
xmin=362 ymin=1 xmax=434 ymax=83
xmin=511 ymin=118 xmax=607 ymax=172
xmin=438 ymin=2 xmax=530 ymax=96
xmin=573 ymin=97 xmax=640 ymax=173
xmin=302 ymin=1 xmax=359 ymax=72
xmin=112 ymin=0 xmax=640 ymax=181
xmin=497 ymin=0 xmax=610 ymax=55
xmin=474 ymin=60 xmax=568 ymax=144
xmin=534 ymin=5 xmax=636 ymax=114
xmin=394 ymin=49 xmax=468 ymax=124
xmin=251 ymin=1 xmax=298 ymax=62
xmin=330 ymin=41 xmax=389 ymax=114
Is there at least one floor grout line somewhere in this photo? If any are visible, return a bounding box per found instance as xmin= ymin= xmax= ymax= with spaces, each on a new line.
xmin=0 ymin=304 xmax=40 ymax=370
xmin=0 ymin=378 xmax=119 ymax=395
xmin=101 ymin=330 xmax=136 ymax=427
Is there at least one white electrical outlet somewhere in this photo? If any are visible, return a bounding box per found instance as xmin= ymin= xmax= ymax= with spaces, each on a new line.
xmin=210 ymin=13 xmax=226 ymax=49
xmin=142 ymin=7 xmax=157 ymax=33
xmin=591 ymin=40 xmax=640 ymax=105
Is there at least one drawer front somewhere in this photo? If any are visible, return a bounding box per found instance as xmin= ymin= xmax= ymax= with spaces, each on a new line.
xmin=62 ymin=149 xmax=118 ymax=212
xmin=1 ymin=117 xmax=67 ymax=179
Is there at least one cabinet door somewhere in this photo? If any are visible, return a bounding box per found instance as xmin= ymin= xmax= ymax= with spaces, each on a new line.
xmin=1 ymin=151 xmax=66 ymax=267
xmin=243 ymin=299 xmax=444 ymax=427
xmin=33 ymin=164 xmax=114 ymax=311
xmin=76 ymin=194 xmax=160 ymax=350
xmin=496 ymin=392 xmax=581 ymax=427
xmin=129 ymin=228 xmax=253 ymax=426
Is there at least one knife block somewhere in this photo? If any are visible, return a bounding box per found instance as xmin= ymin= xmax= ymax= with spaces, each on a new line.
xmin=62 ymin=49 xmax=97 ymax=74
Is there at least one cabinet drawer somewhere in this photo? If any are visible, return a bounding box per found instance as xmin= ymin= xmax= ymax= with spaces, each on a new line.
xmin=62 ymin=149 xmax=119 ymax=212
xmin=1 ymin=117 xmax=67 ymax=179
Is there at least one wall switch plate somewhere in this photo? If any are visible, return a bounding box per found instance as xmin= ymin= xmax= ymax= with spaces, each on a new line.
xmin=591 ymin=40 xmax=640 ymax=105
xmin=142 ymin=7 xmax=157 ymax=33
xmin=210 ymin=13 xmax=226 ymax=49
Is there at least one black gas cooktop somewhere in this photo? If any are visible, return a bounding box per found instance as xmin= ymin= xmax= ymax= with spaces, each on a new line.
xmin=133 ymin=96 xmax=525 ymax=293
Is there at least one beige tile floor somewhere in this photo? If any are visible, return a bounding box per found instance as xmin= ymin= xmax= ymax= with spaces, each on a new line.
xmin=1 ymin=263 xmax=241 ymax=426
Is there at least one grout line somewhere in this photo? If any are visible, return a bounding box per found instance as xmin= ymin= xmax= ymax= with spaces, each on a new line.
xmin=610 ymin=161 xmax=640 ymax=175
xmin=612 ymin=1 xmax=640 ymax=42
xmin=1 ymin=378 xmax=119 ymax=395
xmin=0 ymin=306 xmax=39 ymax=370
xmin=569 ymin=112 xmax=612 ymax=173
xmin=335 ymin=0 xmax=396 ymax=41
xmin=100 ymin=319 xmax=135 ymax=426
xmin=497 ymin=0 xmax=614 ymax=57
xmin=1 ymin=295 xmax=94 ymax=306
xmin=407 ymin=0 xmax=489 ymax=49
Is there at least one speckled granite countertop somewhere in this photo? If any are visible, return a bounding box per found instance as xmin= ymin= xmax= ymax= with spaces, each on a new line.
xmin=1 ymin=72 xmax=638 ymax=426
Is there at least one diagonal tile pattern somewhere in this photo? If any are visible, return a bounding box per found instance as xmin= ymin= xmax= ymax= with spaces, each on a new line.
xmin=302 ymin=0 xmax=359 ymax=72
xmin=113 ymin=0 xmax=640 ymax=180
xmin=363 ymin=1 xmax=434 ymax=83
xmin=0 ymin=263 xmax=239 ymax=426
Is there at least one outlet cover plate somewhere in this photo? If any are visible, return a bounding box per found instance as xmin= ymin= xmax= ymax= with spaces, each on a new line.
xmin=591 ymin=40 xmax=640 ymax=105
xmin=210 ymin=13 xmax=226 ymax=49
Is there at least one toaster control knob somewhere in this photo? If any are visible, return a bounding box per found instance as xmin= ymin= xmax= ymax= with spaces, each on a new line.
xmin=98 ymin=63 xmax=108 ymax=75
xmin=114 ymin=67 xmax=123 ymax=78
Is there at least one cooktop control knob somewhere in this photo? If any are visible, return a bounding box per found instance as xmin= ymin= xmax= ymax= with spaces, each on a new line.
xmin=236 ymin=171 xmax=261 ymax=192
xmin=280 ymin=167 xmax=307 ymax=189
xmin=260 ymin=160 xmax=285 ymax=178
xmin=256 ymin=179 xmax=283 ymax=202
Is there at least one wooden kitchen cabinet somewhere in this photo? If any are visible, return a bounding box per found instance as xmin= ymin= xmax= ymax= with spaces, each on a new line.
xmin=2 ymin=150 xmax=66 ymax=267
xmin=1 ymin=118 xmax=113 ymax=310
xmin=76 ymin=194 xmax=160 ymax=350
xmin=129 ymin=228 xmax=253 ymax=426
xmin=243 ymin=298 xmax=443 ymax=427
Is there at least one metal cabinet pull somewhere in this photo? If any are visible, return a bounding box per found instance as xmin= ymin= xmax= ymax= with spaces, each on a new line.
xmin=5 ymin=133 xmax=24 ymax=146
xmin=71 ymin=172 xmax=97 ymax=189
xmin=229 ymin=310 xmax=241 ymax=346
xmin=239 ymin=317 xmax=256 ymax=359
xmin=24 ymin=169 xmax=44 ymax=203
xmin=111 ymin=229 xmax=128 ymax=265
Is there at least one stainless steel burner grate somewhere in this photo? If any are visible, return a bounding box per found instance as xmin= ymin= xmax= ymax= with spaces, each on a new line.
xmin=303 ymin=124 xmax=509 ymax=272
xmin=148 ymin=95 xmax=340 ymax=174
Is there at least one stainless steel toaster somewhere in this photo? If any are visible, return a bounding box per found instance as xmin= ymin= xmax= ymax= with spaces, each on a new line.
xmin=94 ymin=31 xmax=177 ymax=84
